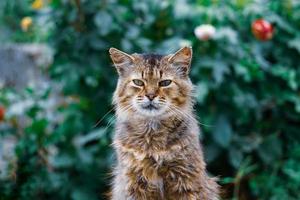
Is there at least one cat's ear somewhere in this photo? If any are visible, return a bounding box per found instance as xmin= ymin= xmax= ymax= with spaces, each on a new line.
xmin=109 ymin=47 xmax=135 ymax=76
xmin=167 ymin=46 xmax=192 ymax=77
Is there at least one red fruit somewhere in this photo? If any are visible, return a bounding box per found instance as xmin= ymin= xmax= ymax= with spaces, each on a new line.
xmin=252 ymin=19 xmax=274 ymax=41
xmin=0 ymin=106 xmax=5 ymax=121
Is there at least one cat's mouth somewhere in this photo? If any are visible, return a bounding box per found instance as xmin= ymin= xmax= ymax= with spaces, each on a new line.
xmin=141 ymin=103 xmax=159 ymax=111
xmin=135 ymin=101 xmax=166 ymax=116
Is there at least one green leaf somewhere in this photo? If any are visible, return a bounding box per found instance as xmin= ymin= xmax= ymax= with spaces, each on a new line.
xmin=257 ymin=134 xmax=282 ymax=164
xmin=288 ymin=37 xmax=300 ymax=53
xmin=94 ymin=11 xmax=113 ymax=36
xmin=212 ymin=61 xmax=230 ymax=84
xmin=228 ymin=147 xmax=243 ymax=168
xmin=71 ymin=188 xmax=98 ymax=200
xmin=195 ymin=82 xmax=209 ymax=104
xmin=212 ymin=115 xmax=233 ymax=147
xmin=220 ymin=177 xmax=235 ymax=184
xmin=51 ymin=153 xmax=74 ymax=168
xmin=75 ymin=128 xmax=107 ymax=146
xmin=215 ymin=27 xmax=238 ymax=44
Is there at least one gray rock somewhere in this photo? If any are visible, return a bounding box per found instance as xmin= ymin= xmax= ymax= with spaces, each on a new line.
xmin=0 ymin=44 xmax=53 ymax=89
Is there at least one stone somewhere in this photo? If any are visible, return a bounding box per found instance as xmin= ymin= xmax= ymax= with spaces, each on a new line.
xmin=0 ymin=44 xmax=53 ymax=89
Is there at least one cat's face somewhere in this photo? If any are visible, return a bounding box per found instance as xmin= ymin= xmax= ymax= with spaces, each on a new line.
xmin=110 ymin=47 xmax=193 ymax=118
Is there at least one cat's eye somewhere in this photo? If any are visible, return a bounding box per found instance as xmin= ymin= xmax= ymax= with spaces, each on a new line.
xmin=132 ymin=79 xmax=144 ymax=86
xmin=159 ymin=80 xmax=172 ymax=87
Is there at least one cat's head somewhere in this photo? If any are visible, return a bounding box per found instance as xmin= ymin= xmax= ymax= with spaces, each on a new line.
xmin=109 ymin=47 xmax=194 ymax=119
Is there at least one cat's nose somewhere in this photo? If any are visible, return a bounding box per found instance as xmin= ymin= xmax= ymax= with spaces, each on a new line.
xmin=146 ymin=93 xmax=157 ymax=101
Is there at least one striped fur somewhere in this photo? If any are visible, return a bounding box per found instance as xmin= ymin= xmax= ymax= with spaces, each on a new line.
xmin=109 ymin=47 xmax=219 ymax=200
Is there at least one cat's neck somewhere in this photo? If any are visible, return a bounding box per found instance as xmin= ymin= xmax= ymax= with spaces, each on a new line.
xmin=116 ymin=110 xmax=196 ymax=133
xmin=114 ymin=110 xmax=200 ymax=155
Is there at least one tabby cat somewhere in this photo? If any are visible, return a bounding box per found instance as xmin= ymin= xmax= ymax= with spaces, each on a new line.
xmin=109 ymin=46 xmax=219 ymax=200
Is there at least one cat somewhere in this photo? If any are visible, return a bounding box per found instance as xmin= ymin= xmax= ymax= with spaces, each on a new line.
xmin=109 ymin=46 xmax=219 ymax=200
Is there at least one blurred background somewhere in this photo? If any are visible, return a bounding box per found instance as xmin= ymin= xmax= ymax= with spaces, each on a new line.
xmin=0 ymin=0 xmax=300 ymax=199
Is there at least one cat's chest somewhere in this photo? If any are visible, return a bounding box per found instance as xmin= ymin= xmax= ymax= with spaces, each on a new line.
xmin=119 ymin=142 xmax=183 ymax=198
xmin=117 ymin=134 xmax=182 ymax=167
xmin=115 ymin=120 xmax=185 ymax=162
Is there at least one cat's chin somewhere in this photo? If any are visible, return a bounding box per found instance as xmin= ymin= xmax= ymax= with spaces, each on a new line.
xmin=136 ymin=107 xmax=167 ymax=118
xmin=131 ymin=101 xmax=167 ymax=118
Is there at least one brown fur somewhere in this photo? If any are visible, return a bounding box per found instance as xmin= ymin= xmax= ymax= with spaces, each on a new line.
xmin=109 ymin=47 xmax=219 ymax=200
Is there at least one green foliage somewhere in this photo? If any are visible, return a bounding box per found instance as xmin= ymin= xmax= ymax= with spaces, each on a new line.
xmin=1 ymin=0 xmax=300 ymax=199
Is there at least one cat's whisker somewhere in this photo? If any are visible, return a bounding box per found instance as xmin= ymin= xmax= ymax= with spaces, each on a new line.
xmin=169 ymin=105 xmax=213 ymax=127
xmin=172 ymin=106 xmax=210 ymax=127
xmin=170 ymin=108 xmax=194 ymax=129
xmin=102 ymin=115 xmax=116 ymax=134
xmin=167 ymin=108 xmax=190 ymax=128
xmin=102 ymin=105 xmax=134 ymax=135
xmin=117 ymin=104 xmax=134 ymax=118
xmin=93 ymin=107 xmax=115 ymax=128
xmin=158 ymin=99 xmax=166 ymax=103
xmin=93 ymin=105 xmax=130 ymax=128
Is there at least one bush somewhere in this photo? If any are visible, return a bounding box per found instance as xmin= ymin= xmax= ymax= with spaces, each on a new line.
xmin=1 ymin=0 xmax=300 ymax=199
